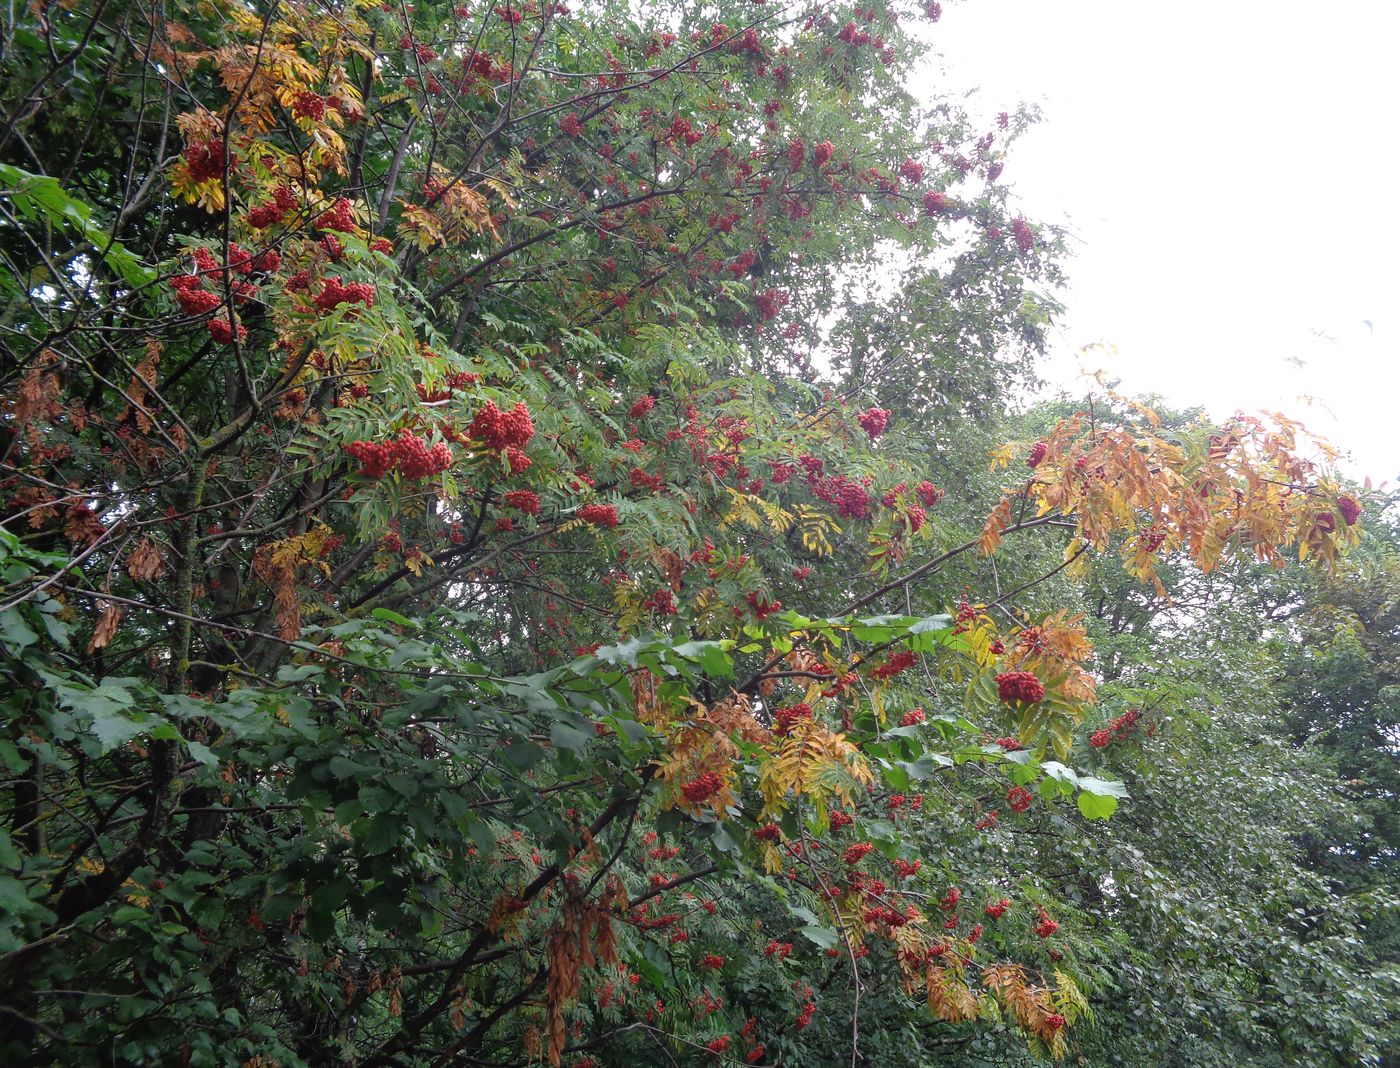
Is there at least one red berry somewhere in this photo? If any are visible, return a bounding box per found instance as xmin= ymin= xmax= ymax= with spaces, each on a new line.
xmin=1006 ymin=785 xmax=1033 ymax=813
xmin=773 ymin=702 xmax=811 ymax=736
xmin=578 ymin=502 xmax=620 ymax=528
xmin=996 ymin=671 xmax=1045 ymax=704
xmin=681 ymin=771 xmax=723 ymax=803
xmin=1338 ymin=495 xmax=1362 ymax=526
xmin=857 ymin=406 xmax=890 ymax=439
xmin=842 ymin=842 xmax=874 ymax=865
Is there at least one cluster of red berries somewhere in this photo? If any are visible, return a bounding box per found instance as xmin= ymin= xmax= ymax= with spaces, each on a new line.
xmin=1090 ymin=708 xmax=1141 ymax=749
xmin=922 ymin=190 xmax=949 ymax=216
xmin=1034 ymin=908 xmax=1059 ymax=938
xmin=560 ymin=112 xmax=584 ymax=138
xmin=392 ymin=431 xmax=453 ymax=480
xmin=578 ymin=502 xmax=620 ymax=528
xmin=643 ymin=589 xmax=677 ymax=615
xmin=864 ymin=904 xmax=913 ymax=928
xmin=169 ymin=270 xmax=253 ymax=345
xmin=843 ymin=842 xmax=874 ymax=865
xmin=699 ymin=954 xmax=725 ymax=971
xmin=940 ymin=886 xmax=961 ymax=910
xmin=893 ymin=858 xmax=921 ymax=878
xmin=1012 ymin=217 xmax=1035 ymax=253
xmin=994 ymin=736 xmax=1021 ymax=750
xmin=469 ymin=400 xmax=535 ymax=450
xmin=857 ymin=406 xmax=890 ymax=439
xmin=313 ymin=277 xmax=375 ymax=311
xmin=773 ymin=702 xmax=812 ymax=736
xmin=207 ymin=315 xmax=247 ymax=345
xmin=796 ymin=1000 xmax=816 ymax=1029
xmin=954 ymin=598 xmax=977 ymax=631
xmin=173 ymin=283 xmax=223 ymax=317
xmin=247 ymin=185 xmax=298 ymax=228
xmin=346 ymin=431 xmax=452 ymax=480
xmin=292 ymin=90 xmax=327 ymax=120
xmin=829 ymin=810 xmax=854 ymax=829
xmin=745 ymin=592 xmax=781 ymax=619
xmin=503 ymin=490 xmax=541 ymax=514
xmin=1337 ymin=494 xmax=1363 ymax=526
xmin=681 ymin=771 xmax=723 ymax=803
xmin=805 ymin=473 xmax=871 ymax=519
xmin=1006 ymin=785 xmax=1034 ymax=813
xmin=754 ymin=288 xmax=788 ymax=321
xmin=1139 ymin=527 xmax=1167 ymax=553
xmin=317 ymin=197 xmax=357 ymax=232
xmin=868 ymin=649 xmax=916 ymax=680
xmin=184 ymin=138 xmax=227 ymax=183
xmin=1027 ymin=440 xmax=1049 ymax=467
xmin=629 ymin=467 xmax=664 ymax=493
xmin=996 ymin=671 xmax=1045 ymax=704
xmin=704 ymin=1035 xmax=730 ymax=1055
xmin=764 ymin=940 xmax=792 ymax=960
xmin=754 ymin=823 xmax=781 ymax=841
xmin=629 ymin=394 xmax=656 ymax=419
xmin=915 ymin=480 xmax=944 ymax=506
xmin=985 ymin=897 xmax=1010 ymax=919
xmin=346 ymin=440 xmax=397 ymax=478
xmin=899 ymin=707 xmax=926 ymax=727
xmin=818 ymin=671 xmax=858 ymax=699
xmin=812 ymin=141 xmax=835 ymax=166
xmin=974 ymin=810 xmax=999 ymax=830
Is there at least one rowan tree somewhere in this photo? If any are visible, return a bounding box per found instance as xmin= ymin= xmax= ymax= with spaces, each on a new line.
xmin=0 ymin=0 xmax=1381 ymax=1065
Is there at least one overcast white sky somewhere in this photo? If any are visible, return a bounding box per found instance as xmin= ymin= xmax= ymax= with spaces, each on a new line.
xmin=921 ymin=0 xmax=1400 ymax=482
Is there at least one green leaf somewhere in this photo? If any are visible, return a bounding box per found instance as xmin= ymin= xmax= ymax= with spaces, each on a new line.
xmin=907 ymin=613 xmax=953 ymax=634
xmin=596 ymin=636 xmax=644 ymax=667
xmin=550 ymin=720 xmax=593 ymax=754
xmin=1077 ymin=791 xmax=1119 ymax=820
xmin=0 ymin=609 xmax=39 ymax=651
xmin=185 ymin=740 xmax=218 ymax=766
xmin=674 ymin=641 xmax=732 ymax=677
xmin=370 ymin=608 xmax=418 ymax=628
xmin=798 ymin=925 xmax=839 ymax=948
xmin=1077 ymin=775 xmax=1129 ymax=799
xmin=503 ymin=740 xmax=544 ymax=770
xmin=0 ymin=830 xmax=21 ymax=872
xmin=898 ymin=753 xmax=951 ymax=781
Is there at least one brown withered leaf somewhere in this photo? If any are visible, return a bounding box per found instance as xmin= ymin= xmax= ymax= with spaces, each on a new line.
xmin=88 ymin=602 xmax=122 ymax=652
xmin=126 ymin=538 xmax=166 ymax=581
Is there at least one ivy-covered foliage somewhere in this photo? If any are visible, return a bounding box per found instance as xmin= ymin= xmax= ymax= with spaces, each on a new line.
xmin=0 ymin=0 xmax=1389 ymax=1065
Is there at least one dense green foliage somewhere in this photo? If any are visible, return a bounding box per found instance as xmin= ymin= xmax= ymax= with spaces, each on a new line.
xmin=0 ymin=0 xmax=1393 ymax=1065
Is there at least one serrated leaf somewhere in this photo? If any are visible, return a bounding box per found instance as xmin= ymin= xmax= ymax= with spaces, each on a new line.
xmin=1077 ymin=791 xmax=1119 ymax=820
xmin=798 ymin=925 xmax=839 ymax=948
